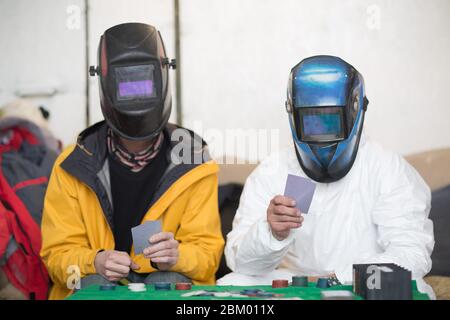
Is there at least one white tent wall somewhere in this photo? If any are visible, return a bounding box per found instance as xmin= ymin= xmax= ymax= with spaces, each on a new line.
xmin=0 ymin=0 xmax=449 ymax=158
xmin=0 ymin=0 xmax=177 ymax=147
xmin=180 ymin=0 xmax=450 ymax=159
xmin=0 ymin=0 xmax=87 ymax=145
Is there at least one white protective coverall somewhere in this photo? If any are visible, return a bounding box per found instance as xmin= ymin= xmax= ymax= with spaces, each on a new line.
xmin=218 ymin=136 xmax=435 ymax=299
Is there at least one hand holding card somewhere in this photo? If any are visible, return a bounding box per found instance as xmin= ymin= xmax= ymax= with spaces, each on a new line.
xmin=267 ymin=194 xmax=304 ymax=241
xmin=131 ymin=220 xmax=162 ymax=255
xmin=143 ymin=231 xmax=179 ymax=270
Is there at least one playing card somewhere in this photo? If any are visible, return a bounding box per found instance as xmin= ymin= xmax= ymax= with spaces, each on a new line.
xmin=131 ymin=220 xmax=162 ymax=255
xmin=283 ymin=174 xmax=316 ymax=214
xmin=181 ymin=290 xmax=207 ymax=297
xmin=321 ymin=290 xmax=354 ymax=300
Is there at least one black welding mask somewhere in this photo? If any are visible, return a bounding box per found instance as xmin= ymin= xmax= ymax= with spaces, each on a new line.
xmin=90 ymin=22 xmax=176 ymax=141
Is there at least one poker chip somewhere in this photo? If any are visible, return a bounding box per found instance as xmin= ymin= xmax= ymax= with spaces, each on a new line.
xmin=128 ymin=283 xmax=146 ymax=292
xmin=128 ymin=283 xmax=145 ymax=287
xmin=99 ymin=284 xmax=116 ymax=291
xmin=154 ymin=282 xmax=171 ymax=290
xmin=316 ymin=278 xmax=330 ymax=288
xmin=129 ymin=288 xmax=146 ymax=292
xmin=241 ymin=289 xmax=262 ymax=295
xmin=256 ymin=292 xmax=275 ymax=298
xmin=292 ymin=276 xmax=308 ymax=287
xmin=175 ymin=283 xmax=192 ymax=290
xmin=181 ymin=290 xmax=207 ymax=297
xmin=272 ymin=279 xmax=289 ymax=288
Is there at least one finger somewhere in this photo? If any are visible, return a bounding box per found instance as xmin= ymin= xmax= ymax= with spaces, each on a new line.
xmin=130 ymin=260 xmax=140 ymax=270
xmin=272 ymin=222 xmax=301 ymax=232
xmin=273 ymin=205 xmax=300 ymax=217
xmin=272 ymin=195 xmax=296 ymax=207
xmin=144 ymin=239 xmax=178 ymax=256
xmin=114 ymin=250 xmax=130 ymax=256
xmin=111 ymin=254 xmax=132 ymax=266
xmin=149 ymin=232 xmax=174 ymax=244
xmin=112 ymin=251 xmax=131 ymax=259
xmin=105 ymin=262 xmax=130 ymax=275
xmin=151 ymin=256 xmax=176 ymax=264
xmin=103 ymin=275 xmax=122 ymax=282
xmin=104 ymin=269 xmax=127 ymax=279
xmin=107 ymin=277 xmax=122 ymax=282
xmin=144 ymin=241 xmax=177 ymax=257
xmin=271 ymin=215 xmax=302 ymax=224
xmin=146 ymin=249 xmax=178 ymax=259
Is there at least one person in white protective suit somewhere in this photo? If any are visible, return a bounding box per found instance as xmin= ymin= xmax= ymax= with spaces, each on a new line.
xmin=218 ymin=56 xmax=435 ymax=299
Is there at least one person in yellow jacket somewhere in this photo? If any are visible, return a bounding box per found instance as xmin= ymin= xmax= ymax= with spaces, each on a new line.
xmin=40 ymin=23 xmax=224 ymax=299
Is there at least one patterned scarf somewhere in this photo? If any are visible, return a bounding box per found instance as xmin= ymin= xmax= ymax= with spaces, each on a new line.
xmin=107 ymin=128 xmax=163 ymax=172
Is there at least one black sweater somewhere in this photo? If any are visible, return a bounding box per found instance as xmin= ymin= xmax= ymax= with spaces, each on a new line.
xmin=108 ymin=140 xmax=169 ymax=253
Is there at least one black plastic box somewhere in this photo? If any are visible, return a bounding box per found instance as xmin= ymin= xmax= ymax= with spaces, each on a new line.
xmin=353 ymin=263 xmax=412 ymax=300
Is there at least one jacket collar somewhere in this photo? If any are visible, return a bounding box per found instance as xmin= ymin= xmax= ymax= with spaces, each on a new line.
xmin=60 ymin=121 xmax=217 ymax=229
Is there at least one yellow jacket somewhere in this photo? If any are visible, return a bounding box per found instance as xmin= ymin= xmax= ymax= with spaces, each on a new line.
xmin=40 ymin=122 xmax=224 ymax=299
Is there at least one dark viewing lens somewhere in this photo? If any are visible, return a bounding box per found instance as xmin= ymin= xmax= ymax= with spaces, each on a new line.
xmin=115 ymin=64 xmax=157 ymax=100
xmin=118 ymin=80 xmax=154 ymax=98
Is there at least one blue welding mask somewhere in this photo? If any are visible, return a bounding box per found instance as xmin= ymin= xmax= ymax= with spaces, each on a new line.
xmin=285 ymin=56 xmax=369 ymax=183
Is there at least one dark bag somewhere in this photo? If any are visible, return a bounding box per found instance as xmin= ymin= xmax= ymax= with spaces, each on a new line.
xmin=0 ymin=118 xmax=57 ymax=299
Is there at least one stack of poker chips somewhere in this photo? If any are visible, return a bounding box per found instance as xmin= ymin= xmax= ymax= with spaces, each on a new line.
xmin=291 ymin=276 xmax=308 ymax=287
xmin=175 ymin=282 xmax=192 ymax=290
xmin=99 ymin=284 xmax=117 ymax=291
xmin=316 ymin=278 xmax=330 ymax=288
xmin=154 ymin=282 xmax=171 ymax=290
xmin=128 ymin=283 xmax=146 ymax=292
xmin=272 ymin=279 xmax=289 ymax=288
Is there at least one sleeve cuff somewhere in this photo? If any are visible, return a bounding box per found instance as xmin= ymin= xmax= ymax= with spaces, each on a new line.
xmin=265 ymin=220 xmax=296 ymax=251
xmin=334 ymin=265 xmax=354 ymax=285
xmin=169 ymin=244 xmax=189 ymax=274
xmin=86 ymin=249 xmax=104 ymax=275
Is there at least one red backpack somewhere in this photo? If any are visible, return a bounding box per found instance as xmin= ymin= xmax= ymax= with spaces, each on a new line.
xmin=0 ymin=118 xmax=57 ymax=300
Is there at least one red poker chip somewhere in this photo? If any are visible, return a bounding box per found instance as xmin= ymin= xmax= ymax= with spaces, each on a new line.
xmin=175 ymin=283 xmax=192 ymax=290
xmin=272 ymin=279 xmax=289 ymax=288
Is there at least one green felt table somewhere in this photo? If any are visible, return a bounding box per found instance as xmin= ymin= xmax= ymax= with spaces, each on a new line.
xmin=67 ymin=281 xmax=429 ymax=300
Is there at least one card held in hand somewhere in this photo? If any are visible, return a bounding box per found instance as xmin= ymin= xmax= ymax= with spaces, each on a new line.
xmin=131 ymin=220 xmax=162 ymax=255
xmin=283 ymin=174 xmax=317 ymax=214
